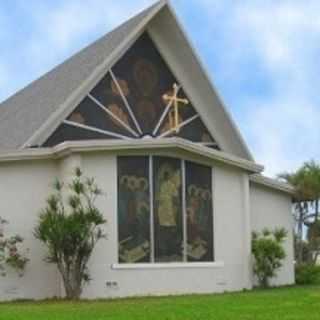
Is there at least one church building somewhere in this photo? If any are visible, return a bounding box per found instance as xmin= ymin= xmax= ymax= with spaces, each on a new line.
xmin=0 ymin=0 xmax=294 ymax=300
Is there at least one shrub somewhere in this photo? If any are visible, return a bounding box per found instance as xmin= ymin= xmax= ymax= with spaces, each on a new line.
xmin=252 ymin=228 xmax=287 ymax=288
xmin=35 ymin=168 xmax=106 ymax=300
xmin=0 ymin=217 xmax=29 ymax=276
xmin=295 ymin=264 xmax=320 ymax=285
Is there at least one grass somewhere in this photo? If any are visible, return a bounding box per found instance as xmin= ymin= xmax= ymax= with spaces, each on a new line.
xmin=0 ymin=286 xmax=319 ymax=320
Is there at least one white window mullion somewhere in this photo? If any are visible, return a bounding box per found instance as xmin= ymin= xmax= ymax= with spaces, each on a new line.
xmin=211 ymin=167 xmax=215 ymax=261
xmin=152 ymin=85 xmax=181 ymax=136
xmin=149 ymin=156 xmax=155 ymax=263
xmin=181 ymin=160 xmax=187 ymax=262
xmin=158 ymin=114 xmax=200 ymax=138
xmin=87 ymin=93 xmax=139 ymax=138
xmin=63 ymin=120 xmax=132 ymax=140
xmin=109 ymin=69 xmax=143 ymax=135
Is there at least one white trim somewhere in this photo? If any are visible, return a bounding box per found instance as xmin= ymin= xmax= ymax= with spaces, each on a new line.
xmin=152 ymin=85 xmax=181 ymax=136
xmin=88 ymin=93 xmax=139 ymax=138
xmin=158 ymin=114 xmax=199 ymax=138
xmin=149 ymin=155 xmax=155 ymax=263
xmin=250 ymin=174 xmax=295 ymax=195
xmin=242 ymin=173 xmax=252 ymax=289
xmin=109 ymin=69 xmax=143 ymax=135
xmin=0 ymin=138 xmax=264 ymax=173
xmin=63 ymin=120 xmax=132 ymax=140
xmin=195 ymin=142 xmax=219 ymax=148
xmin=111 ymin=261 xmax=224 ymax=270
xmin=211 ymin=166 xmax=216 ymax=261
xmin=181 ymin=159 xmax=187 ymax=261
xmin=114 ymin=157 xmax=120 ymax=265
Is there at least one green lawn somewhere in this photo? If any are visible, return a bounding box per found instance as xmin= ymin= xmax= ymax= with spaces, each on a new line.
xmin=0 ymin=286 xmax=319 ymax=320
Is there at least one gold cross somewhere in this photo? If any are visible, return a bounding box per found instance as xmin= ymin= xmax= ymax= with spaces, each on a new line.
xmin=162 ymin=83 xmax=189 ymax=133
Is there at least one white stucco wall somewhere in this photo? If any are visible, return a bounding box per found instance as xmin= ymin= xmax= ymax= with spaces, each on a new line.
xmin=0 ymin=151 xmax=294 ymax=300
xmin=0 ymin=160 xmax=59 ymax=300
xmin=80 ymin=153 xmax=251 ymax=299
xmin=250 ymin=182 xmax=295 ymax=286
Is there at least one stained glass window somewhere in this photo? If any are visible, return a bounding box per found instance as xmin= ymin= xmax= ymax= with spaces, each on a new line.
xmin=44 ymin=33 xmax=219 ymax=150
xmin=117 ymin=156 xmax=214 ymax=264
xmin=186 ymin=162 xmax=213 ymax=262
xmin=153 ymin=157 xmax=183 ymax=262
xmin=118 ymin=157 xmax=151 ymax=263
xmin=44 ymin=123 xmax=115 ymax=147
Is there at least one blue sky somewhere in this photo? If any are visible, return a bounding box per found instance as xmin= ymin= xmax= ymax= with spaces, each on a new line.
xmin=1 ymin=0 xmax=320 ymax=176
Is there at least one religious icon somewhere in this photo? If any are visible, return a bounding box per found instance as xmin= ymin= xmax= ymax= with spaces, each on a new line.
xmin=157 ymin=164 xmax=181 ymax=227
xmin=111 ymin=78 xmax=130 ymax=97
xmin=136 ymin=99 xmax=157 ymax=132
xmin=118 ymin=157 xmax=151 ymax=263
xmin=69 ymin=112 xmax=85 ymax=124
xmin=154 ymin=159 xmax=183 ymax=262
xmin=162 ymin=83 xmax=189 ymax=133
xmin=133 ymin=59 xmax=158 ymax=96
xmin=186 ymin=185 xmax=210 ymax=260
xmin=108 ymin=104 xmax=130 ymax=127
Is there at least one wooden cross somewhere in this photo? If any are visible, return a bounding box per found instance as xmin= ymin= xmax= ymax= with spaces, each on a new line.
xmin=163 ymin=83 xmax=189 ymax=133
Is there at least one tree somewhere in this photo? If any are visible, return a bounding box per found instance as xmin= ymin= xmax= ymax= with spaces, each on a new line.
xmin=252 ymin=228 xmax=287 ymax=288
xmin=307 ymin=220 xmax=320 ymax=264
xmin=34 ymin=168 xmax=106 ymax=300
xmin=278 ymin=160 xmax=320 ymax=265
xmin=0 ymin=217 xmax=28 ymax=276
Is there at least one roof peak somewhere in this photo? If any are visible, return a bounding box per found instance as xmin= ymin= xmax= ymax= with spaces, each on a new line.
xmin=0 ymin=0 xmax=254 ymax=163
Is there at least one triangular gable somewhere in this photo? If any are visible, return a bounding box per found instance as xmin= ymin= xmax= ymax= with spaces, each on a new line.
xmin=44 ymin=33 xmax=219 ymax=149
xmin=1 ymin=0 xmax=253 ymax=161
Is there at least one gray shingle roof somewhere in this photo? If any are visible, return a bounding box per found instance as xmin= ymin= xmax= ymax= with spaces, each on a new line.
xmin=0 ymin=1 xmax=163 ymax=150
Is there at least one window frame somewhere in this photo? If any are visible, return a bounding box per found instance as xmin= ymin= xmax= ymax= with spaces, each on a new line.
xmin=115 ymin=155 xmax=221 ymax=268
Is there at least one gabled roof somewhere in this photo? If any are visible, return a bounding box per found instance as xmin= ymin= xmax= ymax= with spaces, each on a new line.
xmin=0 ymin=1 xmax=164 ymax=150
xmin=0 ymin=0 xmax=254 ymax=162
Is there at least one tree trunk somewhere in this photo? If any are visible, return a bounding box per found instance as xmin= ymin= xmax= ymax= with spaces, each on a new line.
xmin=58 ymin=263 xmax=82 ymax=300
xmin=259 ymin=276 xmax=269 ymax=289
xmin=63 ymin=275 xmax=82 ymax=300
xmin=297 ymin=203 xmax=304 ymax=265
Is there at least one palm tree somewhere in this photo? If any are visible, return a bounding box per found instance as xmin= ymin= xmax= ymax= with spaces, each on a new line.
xmin=278 ymin=160 xmax=320 ymax=265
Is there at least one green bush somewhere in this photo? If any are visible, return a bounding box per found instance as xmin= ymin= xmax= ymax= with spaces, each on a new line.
xmin=35 ymin=168 xmax=106 ymax=299
xmin=295 ymin=264 xmax=320 ymax=285
xmin=252 ymin=228 xmax=287 ymax=288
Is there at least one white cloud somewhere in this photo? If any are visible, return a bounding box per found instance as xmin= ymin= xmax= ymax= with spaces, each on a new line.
xmin=5 ymin=0 xmax=155 ymax=84
xmin=194 ymin=1 xmax=320 ymax=176
xmin=0 ymin=0 xmax=156 ymax=102
xmin=233 ymin=2 xmax=320 ymax=76
xmin=28 ymin=0 xmax=154 ymax=53
xmin=244 ymin=96 xmax=320 ymax=176
xmin=235 ymin=2 xmax=320 ymax=176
